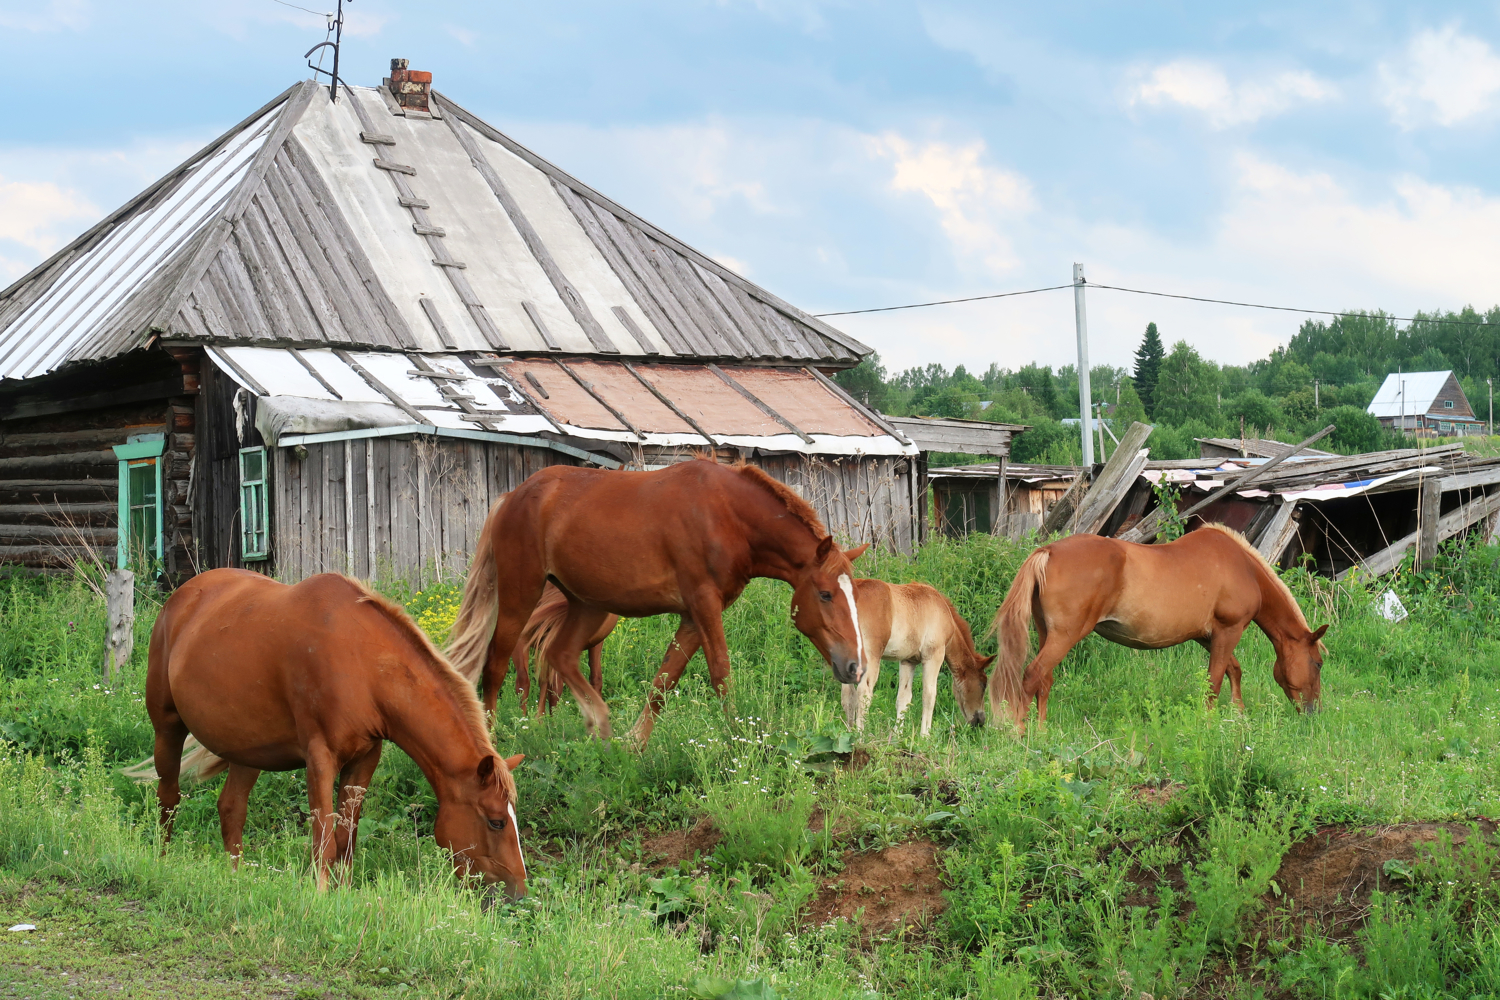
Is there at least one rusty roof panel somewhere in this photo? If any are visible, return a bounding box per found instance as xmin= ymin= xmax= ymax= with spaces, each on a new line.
xmin=728 ymin=367 xmax=883 ymax=437
xmin=559 ymin=360 xmax=697 ymax=435
xmin=634 ymin=364 xmax=784 ymax=436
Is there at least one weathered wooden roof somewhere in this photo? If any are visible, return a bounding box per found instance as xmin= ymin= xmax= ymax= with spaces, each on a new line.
xmin=0 ymin=79 xmax=868 ymax=383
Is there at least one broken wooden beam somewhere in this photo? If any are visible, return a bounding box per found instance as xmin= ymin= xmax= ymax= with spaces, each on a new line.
xmin=1071 ymin=421 xmax=1153 ymax=535
xmin=1337 ymin=489 xmax=1500 ymax=580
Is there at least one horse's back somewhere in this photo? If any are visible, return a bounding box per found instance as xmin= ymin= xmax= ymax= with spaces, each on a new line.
xmin=151 ymin=571 xmax=377 ymax=770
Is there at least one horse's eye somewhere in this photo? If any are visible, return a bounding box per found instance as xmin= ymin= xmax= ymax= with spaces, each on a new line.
xmin=818 ymin=591 xmax=833 ymax=602
xmin=487 ymin=816 xmax=508 ymax=832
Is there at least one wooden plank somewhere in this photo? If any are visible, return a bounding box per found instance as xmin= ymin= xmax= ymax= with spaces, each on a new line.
xmin=332 ymin=349 xmax=434 ymax=425
xmin=1338 ymin=489 xmax=1500 ymax=580
xmin=553 ymin=360 xmax=644 ymax=438
xmin=611 ymin=305 xmax=659 ymax=355
xmin=372 ymin=437 xmax=391 ymax=577
xmin=258 ymin=163 xmax=355 ymax=343
xmin=623 ymin=362 xmax=717 ymax=446
xmin=288 ymin=347 xmax=343 ymax=398
xmin=373 ymin=160 xmax=418 ymax=175
xmin=389 ymin=438 xmax=419 ymax=581
xmin=227 ymin=219 xmax=297 ymax=339
xmin=522 ymin=300 xmax=562 ymax=351
xmin=707 ymin=364 xmax=814 ymax=444
xmin=441 ymin=114 xmax=619 ymax=353
xmin=1416 ymin=477 xmax=1441 ymax=571
xmin=360 ymin=132 xmax=396 ymax=145
xmin=1071 ymin=421 xmax=1154 ymax=534
xmin=1040 ymin=472 xmax=1090 ymax=536
xmin=249 ymin=177 xmax=348 ymax=343
xmin=693 ymin=262 xmax=777 ymax=358
xmin=413 ymin=224 xmax=447 ymax=237
xmin=1256 ymin=499 xmax=1300 ymax=563
xmin=582 ymin=198 xmax=700 ymax=356
xmin=1120 ymin=424 xmax=1335 ymax=543
xmin=659 ymin=250 xmax=755 ymax=357
xmin=552 ymin=180 xmax=692 ymax=355
xmin=418 ymin=297 xmax=459 ymax=350
xmin=804 ymin=366 xmax=912 ymax=444
xmin=629 ymin=228 xmax=725 ymax=355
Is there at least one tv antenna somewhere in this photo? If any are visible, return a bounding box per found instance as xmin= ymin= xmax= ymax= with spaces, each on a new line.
xmin=302 ymin=0 xmax=350 ymax=103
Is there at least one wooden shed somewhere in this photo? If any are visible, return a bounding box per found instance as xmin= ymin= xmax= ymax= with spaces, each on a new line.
xmin=0 ymin=68 xmax=919 ymax=580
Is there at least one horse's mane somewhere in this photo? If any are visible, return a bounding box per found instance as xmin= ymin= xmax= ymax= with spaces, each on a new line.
xmin=731 ymin=462 xmax=828 ymax=539
xmin=1197 ymin=524 xmax=1315 ymax=634
xmin=342 ymin=576 xmax=516 ymax=801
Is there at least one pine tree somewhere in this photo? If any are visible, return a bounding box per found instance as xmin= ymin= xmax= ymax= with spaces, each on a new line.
xmin=1133 ymin=323 xmax=1165 ymax=416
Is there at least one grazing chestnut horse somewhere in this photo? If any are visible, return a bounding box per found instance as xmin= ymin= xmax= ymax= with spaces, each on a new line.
xmin=842 ymin=580 xmax=994 ymax=737
xmin=500 ymin=583 xmax=616 ymax=713
xmin=988 ymin=524 xmax=1328 ymax=732
xmin=448 ymin=459 xmax=869 ymax=744
xmin=138 ymin=570 xmax=528 ymax=896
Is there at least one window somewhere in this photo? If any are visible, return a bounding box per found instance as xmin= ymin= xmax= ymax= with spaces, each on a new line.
xmin=1444 ymin=399 xmax=1455 ymax=409
xmin=113 ymin=437 xmax=165 ymax=569
xmin=239 ymin=446 xmax=270 ymax=561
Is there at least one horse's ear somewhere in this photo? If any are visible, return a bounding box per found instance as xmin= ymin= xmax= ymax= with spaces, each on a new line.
xmin=844 ymin=543 xmax=871 ymax=563
xmin=816 ymin=535 xmax=835 ymax=562
xmin=477 ymin=755 xmax=497 ymax=786
xmin=1309 ymin=624 xmax=1329 ymax=642
xmin=503 ymin=753 xmax=525 ymax=772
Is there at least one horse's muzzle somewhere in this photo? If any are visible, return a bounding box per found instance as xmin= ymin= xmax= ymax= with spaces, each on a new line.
xmin=969 ymin=710 xmax=986 ymax=727
xmin=832 ymin=659 xmax=861 ymax=685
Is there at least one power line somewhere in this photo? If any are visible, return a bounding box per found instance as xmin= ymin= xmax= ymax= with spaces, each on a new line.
xmin=813 ymin=284 xmax=1072 ymax=317
xmin=815 ymin=280 xmax=1498 ymax=328
xmin=269 ymin=0 xmax=333 ymax=16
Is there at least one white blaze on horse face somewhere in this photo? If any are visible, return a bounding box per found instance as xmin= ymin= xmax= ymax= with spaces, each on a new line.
xmin=837 ymin=574 xmax=863 ymax=672
xmin=508 ymin=802 xmax=525 ymax=876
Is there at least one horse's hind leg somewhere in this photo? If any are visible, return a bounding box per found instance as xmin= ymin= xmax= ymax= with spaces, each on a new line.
xmin=217 ymin=764 xmax=261 ymax=867
xmin=543 ymin=606 xmax=615 ymax=739
xmin=628 ymin=619 xmax=704 ymax=746
xmin=151 ymin=716 xmax=190 ymax=844
xmin=334 ymin=744 xmax=383 ymax=879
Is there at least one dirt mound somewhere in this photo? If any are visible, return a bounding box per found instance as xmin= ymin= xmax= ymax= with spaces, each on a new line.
xmin=1133 ymin=782 xmax=1185 ymax=807
xmin=642 ymin=818 xmax=721 ymax=868
xmin=1274 ymin=821 xmax=1495 ymax=936
xmin=805 ymin=840 xmax=948 ymax=937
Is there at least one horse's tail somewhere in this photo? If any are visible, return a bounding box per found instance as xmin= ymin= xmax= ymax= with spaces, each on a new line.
xmin=521 ymin=588 xmax=571 ymax=706
xmin=987 ymin=548 xmax=1049 ymax=724
xmin=447 ymin=497 xmax=505 ymax=686
xmin=121 ymin=736 xmax=230 ymax=784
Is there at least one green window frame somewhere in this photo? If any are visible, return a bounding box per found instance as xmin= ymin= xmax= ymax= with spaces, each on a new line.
xmin=112 ymin=437 xmax=165 ymax=570
xmin=239 ymin=446 xmax=270 ymax=561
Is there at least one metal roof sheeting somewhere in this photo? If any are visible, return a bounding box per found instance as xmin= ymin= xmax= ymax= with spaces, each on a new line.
xmin=0 ymin=79 xmax=867 ymax=383
xmin=1367 ymin=370 xmax=1473 ymax=418
xmin=214 ymin=347 xmax=913 ymax=457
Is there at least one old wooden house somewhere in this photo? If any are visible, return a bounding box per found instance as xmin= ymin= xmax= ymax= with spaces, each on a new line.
xmin=1367 ymin=370 xmax=1483 ymax=436
xmin=0 ymin=66 xmax=920 ymax=581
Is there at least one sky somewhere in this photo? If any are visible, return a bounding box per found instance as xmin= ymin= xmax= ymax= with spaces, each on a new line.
xmin=4 ymin=1 xmax=1500 ymax=377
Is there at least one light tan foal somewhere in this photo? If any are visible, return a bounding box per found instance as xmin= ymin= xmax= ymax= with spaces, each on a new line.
xmin=841 ymin=580 xmax=992 ymax=736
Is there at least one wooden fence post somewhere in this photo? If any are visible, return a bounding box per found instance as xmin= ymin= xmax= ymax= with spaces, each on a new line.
xmin=1415 ymin=477 xmax=1441 ymax=571
xmin=104 ymin=569 xmax=136 ymax=683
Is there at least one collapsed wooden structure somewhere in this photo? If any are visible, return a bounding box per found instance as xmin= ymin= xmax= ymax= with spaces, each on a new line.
xmin=0 ymin=68 xmax=921 ymax=579
xmin=930 ymin=431 xmax=1500 ymax=577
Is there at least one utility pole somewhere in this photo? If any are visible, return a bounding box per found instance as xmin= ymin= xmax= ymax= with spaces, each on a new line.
xmin=1313 ymin=378 xmax=1320 ymax=410
xmin=1073 ymin=263 xmax=1094 ymax=466
xmin=1488 ymin=378 xmax=1493 ymax=436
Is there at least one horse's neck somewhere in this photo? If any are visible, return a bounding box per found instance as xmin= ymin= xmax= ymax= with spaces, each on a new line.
xmin=1250 ymin=564 xmax=1300 ymax=642
xmin=381 ymin=663 xmax=486 ymax=790
xmin=741 ymin=505 xmax=822 ymax=582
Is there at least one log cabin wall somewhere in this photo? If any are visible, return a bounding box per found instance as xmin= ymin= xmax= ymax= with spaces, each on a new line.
xmin=0 ymin=352 xmax=194 ymax=575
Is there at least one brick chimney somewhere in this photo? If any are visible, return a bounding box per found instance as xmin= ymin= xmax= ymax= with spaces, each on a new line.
xmin=386 ymin=58 xmax=431 ymax=114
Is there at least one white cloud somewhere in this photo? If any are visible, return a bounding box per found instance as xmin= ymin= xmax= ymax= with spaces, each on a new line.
xmin=447 ymin=24 xmax=477 ymax=47
xmin=0 ymin=0 xmax=88 ymax=32
xmin=1380 ymin=25 xmax=1500 ymax=127
xmin=869 ymin=134 xmax=1034 ymax=275
xmin=1129 ymin=60 xmax=1337 ymax=128
xmin=0 ymin=176 xmax=98 ymax=283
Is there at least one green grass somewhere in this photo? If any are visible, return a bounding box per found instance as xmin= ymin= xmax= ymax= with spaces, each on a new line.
xmin=2 ymin=534 xmax=1500 ymax=998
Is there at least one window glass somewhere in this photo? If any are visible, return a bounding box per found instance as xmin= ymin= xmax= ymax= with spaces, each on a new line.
xmin=239 ymin=446 xmax=270 ymax=561
xmin=126 ymin=461 xmax=158 ymax=564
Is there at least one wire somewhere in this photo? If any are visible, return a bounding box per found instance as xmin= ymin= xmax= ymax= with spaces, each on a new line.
xmin=270 ymin=0 xmax=332 ymax=16
xmin=814 ymin=279 xmax=1496 ymax=328
xmin=813 ymin=284 xmax=1072 ymax=317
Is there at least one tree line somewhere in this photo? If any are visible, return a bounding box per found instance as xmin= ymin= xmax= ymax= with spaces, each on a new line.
xmin=833 ymin=307 xmax=1500 ymax=464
